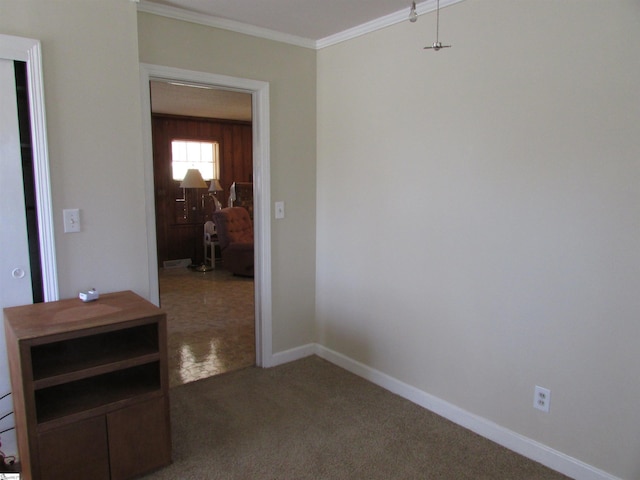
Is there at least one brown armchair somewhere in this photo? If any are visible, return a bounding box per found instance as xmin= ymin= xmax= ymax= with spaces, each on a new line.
xmin=212 ymin=207 xmax=254 ymax=277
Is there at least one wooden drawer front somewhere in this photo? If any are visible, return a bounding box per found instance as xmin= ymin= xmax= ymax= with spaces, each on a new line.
xmin=107 ymin=397 xmax=171 ymax=480
xmin=37 ymin=416 xmax=110 ymax=480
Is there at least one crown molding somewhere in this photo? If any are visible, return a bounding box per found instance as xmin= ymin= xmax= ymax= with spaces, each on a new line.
xmin=137 ymin=0 xmax=466 ymax=51
xmin=137 ymin=1 xmax=316 ymax=49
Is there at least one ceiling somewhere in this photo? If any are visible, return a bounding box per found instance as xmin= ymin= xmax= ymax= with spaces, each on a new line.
xmin=150 ymin=81 xmax=252 ymax=121
xmin=142 ymin=0 xmax=417 ymax=40
xmin=138 ymin=0 xmax=463 ymax=48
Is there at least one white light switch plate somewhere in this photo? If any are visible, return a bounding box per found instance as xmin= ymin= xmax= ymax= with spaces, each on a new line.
xmin=63 ymin=208 xmax=80 ymax=233
xmin=275 ymin=201 xmax=285 ymax=219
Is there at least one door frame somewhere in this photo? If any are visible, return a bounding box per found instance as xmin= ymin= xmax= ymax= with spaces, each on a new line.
xmin=139 ymin=63 xmax=273 ymax=367
xmin=0 ymin=34 xmax=58 ymax=302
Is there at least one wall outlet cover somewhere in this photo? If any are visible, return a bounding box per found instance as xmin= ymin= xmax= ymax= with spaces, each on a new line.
xmin=534 ymin=385 xmax=551 ymax=413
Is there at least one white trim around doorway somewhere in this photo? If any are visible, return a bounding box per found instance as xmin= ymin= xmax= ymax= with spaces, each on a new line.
xmin=139 ymin=63 xmax=273 ymax=368
xmin=0 ymin=34 xmax=58 ymax=302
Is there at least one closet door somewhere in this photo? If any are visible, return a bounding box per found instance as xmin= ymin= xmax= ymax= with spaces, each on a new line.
xmin=0 ymin=59 xmax=33 ymax=307
xmin=0 ymin=58 xmax=36 ymax=466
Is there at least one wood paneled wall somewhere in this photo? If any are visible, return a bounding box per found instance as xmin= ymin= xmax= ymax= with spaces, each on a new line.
xmin=152 ymin=114 xmax=252 ymax=266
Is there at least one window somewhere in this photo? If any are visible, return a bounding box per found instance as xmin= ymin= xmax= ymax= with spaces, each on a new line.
xmin=171 ymin=140 xmax=219 ymax=181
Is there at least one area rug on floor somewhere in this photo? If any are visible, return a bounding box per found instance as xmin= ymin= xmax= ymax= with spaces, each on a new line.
xmin=142 ymin=356 xmax=570 ymax=480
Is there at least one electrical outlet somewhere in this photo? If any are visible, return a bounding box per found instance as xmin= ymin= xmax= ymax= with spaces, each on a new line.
xmin=534 ymin=385 xmax=551 ymax=413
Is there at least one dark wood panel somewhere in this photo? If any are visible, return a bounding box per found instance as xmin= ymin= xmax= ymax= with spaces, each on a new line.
xmin=222 ymin=126 xmax=235 ymax=181
xmin=107 ymin=397 xmax=172 ymax=480
xmin=242 ymin=125 xmax=253 ymax=181
xmin=167 ymin=223 xmax=203 ymax=265
xmin=152 ymin=114 xmax=252 ymax=267
xmin=38 ymin=416 xmax=110 ymax=480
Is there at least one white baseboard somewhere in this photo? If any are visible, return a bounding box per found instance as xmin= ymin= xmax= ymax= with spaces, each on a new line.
xmin=270 ymin=343 xmax=316 ymax=367
xmin=270 ymin=343 xmax=621 ymax=480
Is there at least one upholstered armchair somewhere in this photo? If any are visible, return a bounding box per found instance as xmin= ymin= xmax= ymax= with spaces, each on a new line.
xmin=212 ymin=207 xmax=254 ymax=277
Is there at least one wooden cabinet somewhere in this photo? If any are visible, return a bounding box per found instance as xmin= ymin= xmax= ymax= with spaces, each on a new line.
xmin=3 ymin=291 xmax=171 ymax=480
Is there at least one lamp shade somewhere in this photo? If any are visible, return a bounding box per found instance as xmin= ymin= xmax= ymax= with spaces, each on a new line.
xmin=208 ymin=179 xmax=223 ymax=192
xmin=180 ymin=169 xmax=207 ymax=189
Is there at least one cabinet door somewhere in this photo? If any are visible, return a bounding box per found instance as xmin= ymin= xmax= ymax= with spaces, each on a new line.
xmin=107 ymin=397 xmax=171 ymax=480
xmin=37 ymin=416 xmax=110 ymax=480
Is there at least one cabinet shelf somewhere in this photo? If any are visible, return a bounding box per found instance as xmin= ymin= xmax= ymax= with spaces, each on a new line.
xmin=33 ymin=352 xmax=160 ymax=390
xmin=35 ymin=362 xmax=161 ymax=425
xmin=31 ymin=323 xmax=159 ymax=389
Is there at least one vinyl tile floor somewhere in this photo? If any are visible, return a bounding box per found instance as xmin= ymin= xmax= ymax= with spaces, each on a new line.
xmin=158 ymin=266 xmax=255 ymax=388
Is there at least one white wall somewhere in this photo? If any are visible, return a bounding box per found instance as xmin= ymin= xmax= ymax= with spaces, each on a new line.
xmin=137 ymin=13 xmax=318 ymax=353
xmin=0 ymin=0 xmax=150 ymax=300
xmin=0 ymin=0 xmax=150 ymax=460
xmin=316 ymin=1 xmax=640 ymax=478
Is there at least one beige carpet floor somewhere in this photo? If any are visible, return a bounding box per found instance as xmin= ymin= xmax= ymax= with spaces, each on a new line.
xmin=142 ymin=356 xmax=571 ymax=480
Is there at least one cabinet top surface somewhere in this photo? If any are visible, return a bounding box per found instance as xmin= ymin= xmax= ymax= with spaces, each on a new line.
xmin=3 ymin=291 xmax=163 ymax=340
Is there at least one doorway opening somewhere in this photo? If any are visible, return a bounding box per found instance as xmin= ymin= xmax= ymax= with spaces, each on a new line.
xmin=139 ymin=64 xmax=273 ymax=385
xmin=150 ymin=80 xmax=255 ymax=386
xmin=14 ymin=61 xmax=44 ymax=303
